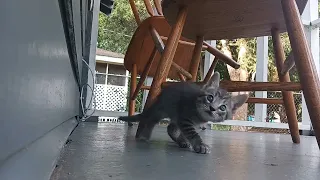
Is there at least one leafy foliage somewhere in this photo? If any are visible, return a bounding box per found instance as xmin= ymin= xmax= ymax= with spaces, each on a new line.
xmin=97 ymin=0 xmax=148 ymax=54
xmin=98 ymin=0 xmax=149 ymax=112
xmin=215 ymin=33 xmax=298 ymax=83
xmin=97 ymin=0 xmax=305 ymax=114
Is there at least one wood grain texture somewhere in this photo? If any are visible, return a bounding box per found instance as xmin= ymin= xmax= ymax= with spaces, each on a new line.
xmin=129 ymin=64 xmax=137 ymax=116
xmin=141 ymin=85 xmax=150 ymax=90
xmin=189 ymin=36 xmax=204 ymax=81
xmin=162 ymin=0 xmax=307 ymax=40
xmin=178 ymin=72 xmax=186 ymax=81
xmin=149 ymin=27 xmax=193 ymax=79
xmin=204 ymin=41 xmax=240 ymax=69
xmin=124 ymin=17 xmax=196 ymax=80
xmin=162 ymin=81 xmax=302 ymax=92
xmin=128 ymin=0 xmax=141 ymax=24
xmin=219 ymin=81 xmax=302 ymax=92
xmin=171 ymin=62 xmax=192 ymax=79
xmin=282 ymin=0 xmax=320 ymax=148
xmin=203 ymin=57 xmax=218 ymax=83
xmin=272 ymin=28 xmax=300 ymax=144
xmin=145 ymin=6 xmax=188 ymax=108
xmin=124 ymin=17 xmax=239 ymax=80
xmin=143 ymin=0 xmax=154 ymax=16
xmin=154 ymin=0 xmax=163 ymax=15
xmin=246 ymin=98 xmax=284 ymax=104
xmin=150 ymin=26 xmax=165 ymax=53
xmin=160 ymin=36 xmax=208 ymax=49
xmin=132 ymin=47 xmax=156 ymax=100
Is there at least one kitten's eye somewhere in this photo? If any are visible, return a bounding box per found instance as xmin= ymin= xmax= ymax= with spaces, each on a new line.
xmin=219 ymin=105 xmax=227 ymax=111
xmin=206 ymin=95 xmax=214 ymax=102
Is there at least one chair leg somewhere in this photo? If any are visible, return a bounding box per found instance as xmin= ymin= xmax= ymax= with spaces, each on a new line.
xmin=203 ymin=57 xmax=218 ymax=83
xmin=136 ymin=6 xmax=188 ymax=138
xmin=144 ymin=6 xmax=188 ymax=108
xmin=271 ymin=28 xmax=300 ymax=143
xmin=281 ymin=0 xmax=320 ymax=148
xmin=128 ymin=64 xmax=137 ymax=126
xmin=189 ymin=35 xmax=204 ymax=82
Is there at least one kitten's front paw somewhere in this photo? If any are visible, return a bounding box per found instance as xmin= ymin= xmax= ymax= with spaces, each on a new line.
xmin=193 ymin=143 xmax=210 ymax=154
xmin=177 ymin=141 xmax=190 ymax=148
xmin=135 ymin=135 xmax=150 ymax=142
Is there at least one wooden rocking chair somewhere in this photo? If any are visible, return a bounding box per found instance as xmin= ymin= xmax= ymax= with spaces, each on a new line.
xmin=159 ymin=0 xmax=320 ymax=149
xmin=125 ymin=0 xmax=240 ymax=118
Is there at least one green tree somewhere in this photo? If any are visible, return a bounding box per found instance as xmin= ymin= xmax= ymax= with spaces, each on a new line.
xmin=97 ymin=0 xmax=148 ymax=54
xmin=98 ymin=0 xmax=149 ymax=112
xmin=218 ymin=33 xmax=298 ymax=83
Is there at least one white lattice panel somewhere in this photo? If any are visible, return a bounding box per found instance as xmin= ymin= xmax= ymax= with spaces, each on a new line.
xmin=105 ymin=86 xmax=127 ymax=111
xmin=94 ymin=84 xmax=128 ymax=112
xmin=94 ymin=84 xmax=106 ymax=110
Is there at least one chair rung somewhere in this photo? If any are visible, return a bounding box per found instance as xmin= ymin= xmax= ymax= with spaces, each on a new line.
xmin=160 ymin=36 xmax=207 ymax=50
xmin=246 ymin=98 xmax=283 ymax=104
xmin=171 ymin=62 xmax=193 ymax=79
xmin=141 ymin=86 xmax=150 ymax=90
xmin=162 ymin=81 xmax=302 ymax=92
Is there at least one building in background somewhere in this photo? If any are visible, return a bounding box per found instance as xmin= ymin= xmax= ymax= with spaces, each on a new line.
xmin=94 ymin=48 xmax=129 ymax=112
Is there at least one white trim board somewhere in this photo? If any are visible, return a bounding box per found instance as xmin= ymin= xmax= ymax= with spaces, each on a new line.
xmin=209 ymin=120 xmax=310 ymax=130
xmin=93 ymin=110 xmax=139 ymax=117
xmin=96 ymin=55 xmax=124 ymax=64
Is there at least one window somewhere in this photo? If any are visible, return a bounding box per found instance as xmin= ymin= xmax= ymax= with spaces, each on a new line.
xmin=96 ymin=74 xmax=106 ymax=84
xmin=108 ymin=64 xmax=126 ymax=75
xmin=95 ymin=63 xmax=107 ymax=84
xmin=95 ymin=63 xmax=127 ymax=86
xmin=96 ymin=63 xmax=107 ymax=73
xmin=107 ymin=75 xmax=126 ymax=86
xmin=107 ymin=64 xmax=126 ymax=86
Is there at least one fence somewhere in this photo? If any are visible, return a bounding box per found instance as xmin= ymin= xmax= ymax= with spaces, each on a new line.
xmin=247 ymin=91 xmax=303 ymax=122
xmin=93 ymin=74 xmax=145 ymax=121
xmin=93 ymin=74 xmax=303 ymax=126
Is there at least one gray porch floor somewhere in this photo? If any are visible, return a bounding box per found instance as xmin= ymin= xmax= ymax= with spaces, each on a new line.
xmin=51 ymin=122 xmax=320 ymax=180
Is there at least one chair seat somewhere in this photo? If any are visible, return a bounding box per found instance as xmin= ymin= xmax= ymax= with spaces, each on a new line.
xmin=162 ymin=0 xmax=308 ymax=40
xmin=124 ymin=16 xmax=197 ymax=80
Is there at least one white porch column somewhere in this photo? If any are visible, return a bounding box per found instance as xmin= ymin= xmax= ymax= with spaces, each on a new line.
xmin=301 ymin=0 xmax=319 ymax=126
xmin=141 ymin=77 xmax=153 ymax=110
xmin=203 ymin=40 xmax=216 ymax=77
xmin=86 ymin=0 xmax=101 ymax=113
xmin=254 ymin=36 xmax=268 ymax=122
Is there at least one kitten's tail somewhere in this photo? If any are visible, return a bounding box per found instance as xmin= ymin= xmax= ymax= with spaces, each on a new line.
xmin=118 ymin=114 xmax=142 ymax=122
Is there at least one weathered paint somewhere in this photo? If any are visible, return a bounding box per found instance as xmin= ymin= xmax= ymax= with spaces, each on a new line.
xmin=0 ymin=0 xmax=80 ymax=167
xmin=52 ymin=123 xmax=320 ymax=180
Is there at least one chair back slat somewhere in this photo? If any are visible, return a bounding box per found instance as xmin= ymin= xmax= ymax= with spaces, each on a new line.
xmin=153 ymin=0 xmax=163 ymax=15
xmin=143 ymin=0 xmax=155 ymax=16
xmin=128 ymin=0 xmax=141 ymax=24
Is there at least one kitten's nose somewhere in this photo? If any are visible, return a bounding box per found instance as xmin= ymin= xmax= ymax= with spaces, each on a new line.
xmin=209 ymin=106 xmax=215 ymax=111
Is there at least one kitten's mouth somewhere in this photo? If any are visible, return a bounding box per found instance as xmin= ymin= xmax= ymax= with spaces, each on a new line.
xmin=206 ymin=111 xmax=214 ymax=116
xmin=213 ymin=119 xmax=224 ymax=123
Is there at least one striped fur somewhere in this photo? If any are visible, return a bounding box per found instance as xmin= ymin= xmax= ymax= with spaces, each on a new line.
xmin=119 ymin=72 xmax=248 ymax=154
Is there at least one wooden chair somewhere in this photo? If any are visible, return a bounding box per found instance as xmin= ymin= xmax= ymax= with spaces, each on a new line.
xmin=160 ymin=0 xmax=320 ymax=148
xmin=125 ymin=0 xmax=240 ymax=118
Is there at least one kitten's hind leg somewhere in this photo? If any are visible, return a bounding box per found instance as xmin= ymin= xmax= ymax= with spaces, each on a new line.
xmin=167 ymin=123 xmax=190 ymax=148
xmin=178 ymin=120 xmax=210 ymax=154
xmin=136 ymin=116 xmax=153 ymax=140
xmin=136 ymin=121 xmax=158 ymax=141
xmin=135 ymin=121 xmax=146 ymax=139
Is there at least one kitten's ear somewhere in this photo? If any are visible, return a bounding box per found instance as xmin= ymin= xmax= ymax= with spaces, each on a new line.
xmin=202 ymin=72 xmax=220 ymax=90
xmin=231 ymin=94 xmax=249 ymax=113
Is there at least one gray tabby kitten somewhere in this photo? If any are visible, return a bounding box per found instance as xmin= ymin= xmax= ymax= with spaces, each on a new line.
xmin=119 ymin=72 xmax=248 ymax=154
